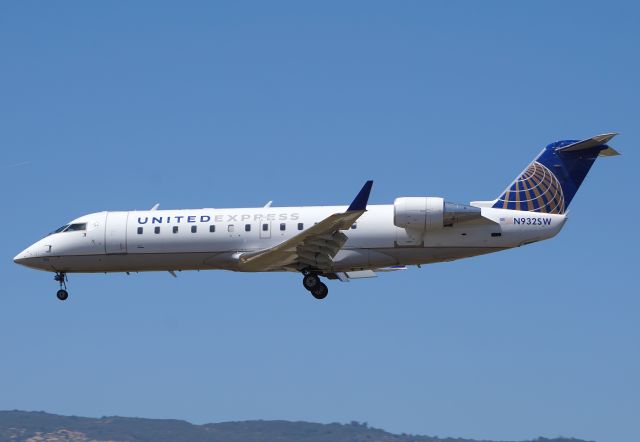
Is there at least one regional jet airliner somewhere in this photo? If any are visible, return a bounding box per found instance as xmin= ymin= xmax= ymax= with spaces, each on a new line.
xmin=14 ymin=133 xmax=619 ymax=300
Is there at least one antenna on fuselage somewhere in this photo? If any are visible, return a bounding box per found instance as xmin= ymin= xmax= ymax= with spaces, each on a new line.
xmin=150 ymin=203 xmax=160 ymax=211
xmin=263 ymin=201 xmax=273 ymax=208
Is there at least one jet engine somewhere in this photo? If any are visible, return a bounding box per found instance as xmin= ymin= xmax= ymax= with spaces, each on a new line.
xmin=393 ymin=197 xmax=482 ymax=231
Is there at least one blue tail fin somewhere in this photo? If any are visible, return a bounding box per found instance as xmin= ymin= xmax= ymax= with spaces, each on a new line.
xmin=492 ymin=133 xmax=619 ymax=214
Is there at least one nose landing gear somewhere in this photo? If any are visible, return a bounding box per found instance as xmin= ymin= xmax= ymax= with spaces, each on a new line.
xmin=301 ymin=272 xmax=329 ymax=300
xmin=54 ymin=272 xmax=69 ymax=301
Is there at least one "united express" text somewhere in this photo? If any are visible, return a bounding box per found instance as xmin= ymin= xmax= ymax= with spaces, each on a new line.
xmin=137 ymin=213 xmax=301 ymax=225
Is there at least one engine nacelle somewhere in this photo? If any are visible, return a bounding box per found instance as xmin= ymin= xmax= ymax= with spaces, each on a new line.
xmin=394 ymin=197 xmax=445 ymax=231
xmin=393 ymin=197 xmax=482 ymax=231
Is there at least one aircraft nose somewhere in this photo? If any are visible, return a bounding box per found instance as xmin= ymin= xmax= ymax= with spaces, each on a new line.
xmin=13 ymin=244 xmax=53 ymax=271
xmin=13 ymin=248 xmax=33 ymax=265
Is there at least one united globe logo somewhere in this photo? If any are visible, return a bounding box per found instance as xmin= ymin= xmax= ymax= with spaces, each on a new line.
xmin=494 ymin=161 xmax=565 ymax=214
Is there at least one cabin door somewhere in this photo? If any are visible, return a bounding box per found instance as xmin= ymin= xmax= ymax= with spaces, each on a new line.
xmin=105 ymin=212 xmax=129 ymax=254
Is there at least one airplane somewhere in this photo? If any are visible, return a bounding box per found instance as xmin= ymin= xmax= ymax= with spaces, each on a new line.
xmin=14 ymin=133 xmax=619 ymax=301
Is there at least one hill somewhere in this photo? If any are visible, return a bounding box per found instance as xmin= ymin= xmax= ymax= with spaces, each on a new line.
xmin=0 ymin=411 xmax=593 ymax=442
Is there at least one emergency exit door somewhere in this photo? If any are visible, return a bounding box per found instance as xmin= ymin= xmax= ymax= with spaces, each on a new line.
xmin=260 ymin=221 xmax=271 ymax=239
xmin=105 ymin=212 xmax=129 ymax=254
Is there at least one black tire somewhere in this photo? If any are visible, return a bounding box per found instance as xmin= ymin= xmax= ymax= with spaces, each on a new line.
xmin=311 ymin=282 xmax=328 ymax=300
xmin=56 ymin=289 xmax=68 ymax=301
xmin=303 ymin=274 xmax=320 ymax=290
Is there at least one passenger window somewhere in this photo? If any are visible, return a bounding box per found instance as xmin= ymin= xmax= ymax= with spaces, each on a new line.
xmin=173 ymin=226 xmax=178 ymax=233
xmin=298 ymin=223 xmax=304 ymax=230
xmin=137 ymin=227 xmax=143 ymax=234
xmin=228 ymin=225 xmax=234 ymax=233
xmin=262 ymin=223 xmax=268 ymax=231
xmin=154 ymin=226 xmax=160 ymax=234
xmin=209 ymin=225 xmax=215 ymax=233
xmin=191 ymin=225 xmax=197 ymax=233
xmin=351 ymin=224 xmax=357 ymax=229
xmin=280 ymin=223 xmax=286 ymax=231
xmin=245 ymin=224 xmax=251 ymax=232
xmin=66 ymin=223 xmax=87 ymax=232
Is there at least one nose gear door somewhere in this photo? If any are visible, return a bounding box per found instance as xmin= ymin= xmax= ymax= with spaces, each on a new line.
xmin=105 ymin=212 xmax=129 ymax=254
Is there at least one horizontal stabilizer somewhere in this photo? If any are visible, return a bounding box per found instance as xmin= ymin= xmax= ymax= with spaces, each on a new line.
xmin=598 ymin=147 xmax=621 ymax=157
xmin=554 ymin=132 xmax=618 ymax=153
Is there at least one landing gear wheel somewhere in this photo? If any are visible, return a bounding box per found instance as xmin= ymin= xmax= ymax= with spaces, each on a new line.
xmin=310 ymin=282 xmax=328 ymax=300
xmin=56 ymin=289 xmax=69 ymax=301
xmin=303 ymin=274 xmax=321 ymax=290
xmin=54 ymin=272 xmax=69 ymax=301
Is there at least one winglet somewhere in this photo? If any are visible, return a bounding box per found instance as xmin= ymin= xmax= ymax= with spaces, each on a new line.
xmin=347 ymin=180 xmax=373 ymax=212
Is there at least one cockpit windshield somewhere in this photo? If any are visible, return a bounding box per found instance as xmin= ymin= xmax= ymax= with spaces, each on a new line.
xmin=49 ymin=225 xmax=69 ymax=235
xmin=66 ymin=223 xmax=87 ymax=232
xmin=48 ymin=223 xmax=87 ymax=236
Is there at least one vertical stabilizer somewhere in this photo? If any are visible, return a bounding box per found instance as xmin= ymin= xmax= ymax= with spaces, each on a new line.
xmin=491 ymin=133 xmax=619 ymax=214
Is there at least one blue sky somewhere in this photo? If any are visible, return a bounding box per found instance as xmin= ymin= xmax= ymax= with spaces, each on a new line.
xmin=1 ymin=2 xmax=638 ymax=442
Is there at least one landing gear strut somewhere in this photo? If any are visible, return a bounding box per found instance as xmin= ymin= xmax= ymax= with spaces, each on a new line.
xmin=54 ymin=272 xmax=68 ymax=301
xmin=301 ymin=271 xmax=329 ymax=300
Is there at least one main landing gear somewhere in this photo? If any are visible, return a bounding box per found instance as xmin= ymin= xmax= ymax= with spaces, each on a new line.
xmin=54 ymin=272 xmax=69 ymax=301
xmin=302 ymin=272 xmax=329 ymax=300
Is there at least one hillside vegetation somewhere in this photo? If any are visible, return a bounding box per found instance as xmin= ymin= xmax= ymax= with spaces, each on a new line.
xmin=0 ymin=411 xmax=593 ymax=442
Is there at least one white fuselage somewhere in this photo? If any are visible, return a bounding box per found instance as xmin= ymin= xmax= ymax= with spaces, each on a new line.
xmin=14 ymin=204 xmax=566 ymax=274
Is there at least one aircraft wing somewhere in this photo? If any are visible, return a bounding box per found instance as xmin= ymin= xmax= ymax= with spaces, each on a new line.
xmin=238 ymin=181 xmax=373 ymax=272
